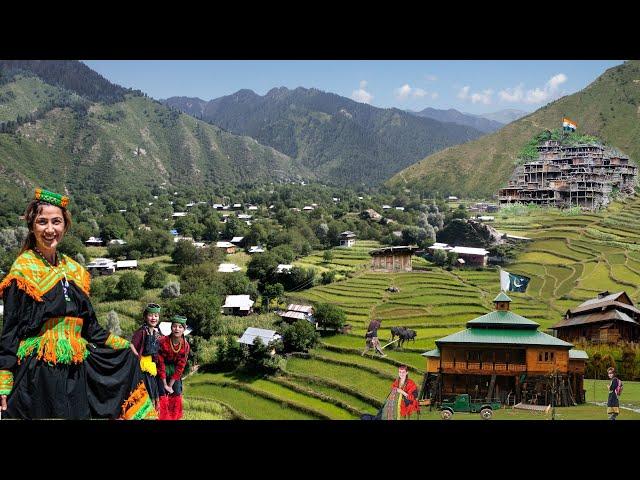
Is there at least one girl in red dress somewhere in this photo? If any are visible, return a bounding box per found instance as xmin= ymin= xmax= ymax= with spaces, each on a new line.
xmin=156 ymin=315 xmax=190 ymax=420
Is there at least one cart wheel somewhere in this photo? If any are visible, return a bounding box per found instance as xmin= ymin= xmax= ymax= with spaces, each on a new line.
xmin=480 ymin=408 xmax=493 ymax=420
xmin=440 ymin=410 xmax=452 ymax=420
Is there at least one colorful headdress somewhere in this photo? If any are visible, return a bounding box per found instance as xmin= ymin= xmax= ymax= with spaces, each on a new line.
xmin=34 ymin=188 xmax=69 ymax=208
xmin=145 ymin=303 xmax=162 ymax=314
xmin=171 ymin=315 xmax=188 ymax=325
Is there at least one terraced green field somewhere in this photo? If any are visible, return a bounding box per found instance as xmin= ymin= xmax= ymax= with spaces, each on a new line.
xmin=179 ymin=195 xmax=640 ymax=419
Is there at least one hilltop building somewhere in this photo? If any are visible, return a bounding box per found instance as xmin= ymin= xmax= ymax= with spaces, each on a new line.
xmin=422 ymin=293 xmax=588 ymax=406
xmin=551 ymin=291 xmax=640 ymax=344
xmin=499 ymin=138 xmax=637 ymax=210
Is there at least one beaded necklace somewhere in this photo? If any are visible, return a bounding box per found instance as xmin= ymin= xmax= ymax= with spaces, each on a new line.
xmin=170 ymin=336 xmax=183 ymax=353
xmin=33 ymin=246 xmax=71 ymax=302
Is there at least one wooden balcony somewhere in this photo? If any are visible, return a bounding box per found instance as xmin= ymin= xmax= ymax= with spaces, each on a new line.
xmin=441 ymin=362 xmax=527 ymax=375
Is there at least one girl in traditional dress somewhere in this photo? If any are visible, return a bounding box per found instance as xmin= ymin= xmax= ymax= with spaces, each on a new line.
xmin=380 ymin=365 xmax=420 ymax=420
xmin=156 ymin=315 xmax=190 ymax=420
xmin=0 ymin=188 xmax=156 ymax=419
xmin=607 ymin=366 xmax=620 ymax=421
xmin=131 ymin=303 xmax=163 ymax=410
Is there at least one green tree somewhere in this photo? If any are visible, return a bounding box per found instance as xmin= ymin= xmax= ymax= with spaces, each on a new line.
xmin=143 ymin=262 xmax=168 ymax=289
xmin=314 ymin=303 xmax=346 ymax=330
xmin=281 ymin=320 xmax=318 ymax=352
xmin=172 ymin=240 xmax=198 ymax=267
xmin=262 ymin=283 xmax=284 ymax=310
xmin=323 ymin=250 xmax=334 ymax=263
xmin=115 ymin=272 xmax=144 ymax=300
xmin=164 ymin=292 xmax=221 ymax=338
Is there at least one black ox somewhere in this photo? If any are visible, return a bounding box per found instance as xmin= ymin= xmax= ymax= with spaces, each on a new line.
xmin=390 ymin=326 xmax=417 ymax=349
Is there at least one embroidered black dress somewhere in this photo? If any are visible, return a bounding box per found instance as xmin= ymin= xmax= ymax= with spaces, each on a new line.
xmin=0 ymin=250 xmax=156 ymax=419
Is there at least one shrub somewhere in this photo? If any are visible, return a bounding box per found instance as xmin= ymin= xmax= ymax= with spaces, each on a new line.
xmin=161 ymin=281 xmax=181 ymax=298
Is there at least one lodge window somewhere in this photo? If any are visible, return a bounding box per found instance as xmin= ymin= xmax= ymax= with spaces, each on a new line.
xmin=539 ymin=351 xmax=554 ymax=363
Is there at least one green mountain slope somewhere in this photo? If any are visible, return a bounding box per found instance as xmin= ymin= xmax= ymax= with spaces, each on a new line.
xmin=164 ymin=87 xmax=485 ymax=186
xmin=0 ymin=66 xmax=308 ymax=204
xmin=388 ymin=60 xmax=640 ymax=198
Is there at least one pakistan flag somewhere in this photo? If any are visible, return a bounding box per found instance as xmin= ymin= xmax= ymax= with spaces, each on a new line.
xmin=500 ymin=269 xmax=530 ymax=293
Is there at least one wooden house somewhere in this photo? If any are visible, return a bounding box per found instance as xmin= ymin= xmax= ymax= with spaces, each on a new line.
xmin=551 ymin=291 xmax=640 ymax=344
xmin=369 ymin=246 xmax=419 ymax=272
xmin=422 ymin=292 xmax=588 ymax=406
xmin=215 ymin=241 xmax=237 ymax=254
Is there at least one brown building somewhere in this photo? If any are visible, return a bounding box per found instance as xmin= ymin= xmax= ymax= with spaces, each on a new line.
xmin=498 ymin=139 xmax=637 ymax=210
xmin=551 ymin=291 xmax=640 ymax=344
xmin=369 ymin=246 xmax=419 ymax=272
xmin=423 ymin=292 xmax=588 ymax=406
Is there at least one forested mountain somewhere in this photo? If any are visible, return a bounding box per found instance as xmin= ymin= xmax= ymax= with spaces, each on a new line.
xmin=0 ymin=60 xmax=141 ymax=104
xmin=389 ymin=60 xmax=640 ymax=198
xmin=408 ymin=107 xmax=504 ymax=133
xmin=477 ymin=109 xmax=529 ymax=125
xmin=0 ymin=62 xmax=308 ymax=212
xmin=163 ymin=87 xmax=485 ymax=186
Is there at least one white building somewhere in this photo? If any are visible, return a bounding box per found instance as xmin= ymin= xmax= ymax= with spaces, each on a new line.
xmin=172 ymin=212 xmax=188 ymax=218
xmin=218 ymin=263 xmax=241 ymax=273
xmin=238 ymin=327 xmax=281 ymax=353
xmin=85 ymin=236 xmax=104 ymax=246
xmin=222 ymin=295 xmax=254 ymax=316
xmin=86 ymin=258 xmax=116 ymax=275
xmin=116 ymin=260 xmax=138 ymax=270
xmin=248 ymin=246 xmax=265 ymax=254
xmin=276 ymin=264 xmax=293 ymax=274
xmin=339 ymin=231 xmax=357 ymax=248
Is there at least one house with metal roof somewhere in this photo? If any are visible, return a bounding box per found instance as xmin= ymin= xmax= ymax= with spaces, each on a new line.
xmin=551 ymin=291 xmax=640 ymax=344
xmin=222 ymin=295 xmax=255 ymax=316
xmin=278 ymin=304 xmax=315 ymax=324
xmin=422 ymin=292 xmax=588 ymax=407
xmin=238 ymin=327 xmax=282 ymax=355
xmin=339 ymin=231 xmax=357 ymax=248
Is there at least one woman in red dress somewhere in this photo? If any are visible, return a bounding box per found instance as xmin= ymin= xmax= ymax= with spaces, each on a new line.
xmin=380 ymin=365 xmax=420 ymax=419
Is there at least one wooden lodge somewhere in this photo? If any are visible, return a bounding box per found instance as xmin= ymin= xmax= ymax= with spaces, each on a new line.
xmin=369 ymin=246 xmax=419 ymax=272
xmin=422 ymin=292 xmax=588 ymax=407
xmin=551 ymin=291 xmax=640 ymax=344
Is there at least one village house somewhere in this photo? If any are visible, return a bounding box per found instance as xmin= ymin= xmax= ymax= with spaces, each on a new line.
xmin=215 ymin=241 xmax=237 ymax=254
xmin=339 ymin=231 xmax=357 ymax=248
xmin=427 ymin=243 xmax=489 ymax=267
xmin=108 ymin=239 xmax=127 ymax=246
xmin=247 ymin=245 xmax=265 ymax=254
xmin=218 ymin=263 xmax=241 ymax=273
xmin=276 ymin=264 xmax=293 ymax=274
xmin=447 ymin=196 xmax=459 ymax=202
xmin=278 ymin=304 xmax=315 ymax=324
xmin=116 ymin=260 xmax=138 ymax=270
xmin=230 ymin=236 xmax=245 ymax=247
xmin=422 ymin=293 xmax=588 ymax=406
xmin=86 ymin=258 xmax=116 ymax=275
xmin=551 ymin=291 xmax=640 ymax=344
xmin=369 ymin=246 xmax=419 ymax=272
xmin=238 ymin=328 xmax=281 ymax=355
xmin=85 ymin=236 xmax=104 ymax=247
xmin=172 ymin=212 xmax=188 ymax=218
xmin=222 ymin=295 xmax=254 ymax=316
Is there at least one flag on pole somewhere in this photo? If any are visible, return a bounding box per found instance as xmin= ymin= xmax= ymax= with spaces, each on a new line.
xmin=562 ymin=117 xmax=577 ymax=132
xmin=500 ymin=269 xmax=530 ymax=293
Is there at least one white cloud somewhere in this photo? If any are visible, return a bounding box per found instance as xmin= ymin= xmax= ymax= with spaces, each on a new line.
xmin=413 ymin=88 xmax=427 ymax=98
xmin=352 ymin=80 xmax=373 ymax=104
xmin=431 ymin=92 xmax=439 ymax=99
xmin=425 ymin=74 xmax=438 ymax=81
xmin=457 ymin=86 xmax=470 ymax=100
xmin=498 ymin=83 xmax=524 ymax=103
xmin=458 ymin=86 xmax=493 ymax=104
xmin=498 ymin=73 xmax=568 ymax=105
xmin=395 ymin=84 xmax=433 ymax=101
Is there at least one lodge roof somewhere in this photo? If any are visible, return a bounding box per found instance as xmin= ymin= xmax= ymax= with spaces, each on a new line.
xmin=494 ymin=292 xmax=512 ymax=302
xmin=551 ymin=309 xmax=639 ymax=329
xmin=466 ymin=310 xmax=539 ymax=329
xmin=369 ymin=246 xmax=419 ymax=256
xmin=568 ymin=292 xmax=639 ymax=316
xmin=421 ymin=348 xmax=440 ymax=357
xmin=436 ymin=328 xmax=573 ymax=348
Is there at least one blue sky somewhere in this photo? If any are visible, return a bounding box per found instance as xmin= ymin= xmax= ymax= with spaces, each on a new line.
xmin=83 ymin=60 xmax=623 ymax=115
